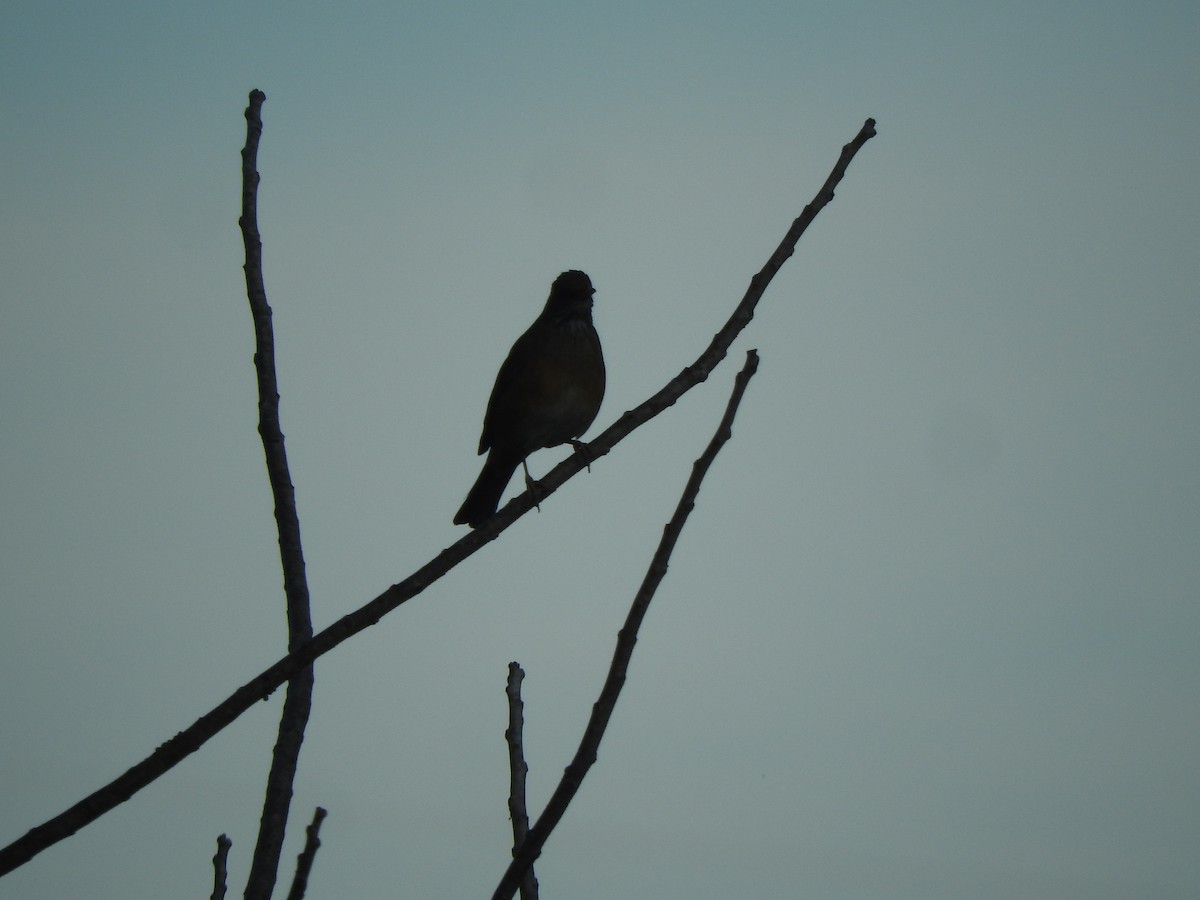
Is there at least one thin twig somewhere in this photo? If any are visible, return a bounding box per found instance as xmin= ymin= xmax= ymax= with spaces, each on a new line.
xmin=237 ymin=89 xmax=318 ymax=900
xmin=492 ymin=349 xmax=761 ymax=900
xmin=504 ymin=663 xmax=538 ymax=900
xmin=0 ymin=118 xmax=875 ymax=877
xmin=284 ymin=807 xmax=327 ymax=900
xmin=211 ymin=834 xmax=232 ymax=900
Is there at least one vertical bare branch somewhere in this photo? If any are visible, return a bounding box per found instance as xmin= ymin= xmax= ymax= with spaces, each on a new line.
xmin=284 ymin=807 xmax=327 ymax=900
xmin=238 ymin=88 xmax=318 ymax=900
xmin=211 ymin=834 xmax=232 ymax=900
xmin=504 ymin=663 xmax=539 ymax=900
xmin=492 ymin=350 xmax=762 ymax=900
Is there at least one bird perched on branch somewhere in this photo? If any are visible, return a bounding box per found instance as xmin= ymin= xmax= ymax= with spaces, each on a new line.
xmin=453 ymin=270 xmax=605 ymax=528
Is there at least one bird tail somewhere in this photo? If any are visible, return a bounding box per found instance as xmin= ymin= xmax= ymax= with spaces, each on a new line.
xmin=453 ymin=450 xmax=521 ymax=528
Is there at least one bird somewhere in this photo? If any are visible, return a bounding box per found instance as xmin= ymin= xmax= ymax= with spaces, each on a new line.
xmin=453 ymin=270 xmax=605 ymax=528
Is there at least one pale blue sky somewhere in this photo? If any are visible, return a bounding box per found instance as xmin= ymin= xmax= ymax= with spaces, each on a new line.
xmin=2 ymin=2 xmax=1198 ymax=898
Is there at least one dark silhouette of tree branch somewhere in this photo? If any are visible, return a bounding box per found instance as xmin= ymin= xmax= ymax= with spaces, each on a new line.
xmin=504 ymin=663 xmax=538 ymax=900
xmin=211 ymin=834 xmax=232 ymax=900
xmin=492 ymin=349 xmax=760 ymax=900
xmin=0 ymin=116 xmax=876 ymax=878
xmin=283 ymin=807 xmax=327 ymax=900
xmin=237 ymin=89 xmax=319 ymax=900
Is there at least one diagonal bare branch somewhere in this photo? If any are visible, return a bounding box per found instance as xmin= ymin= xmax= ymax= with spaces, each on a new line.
xmin=0 ymin=118 xmax=875 ymax=878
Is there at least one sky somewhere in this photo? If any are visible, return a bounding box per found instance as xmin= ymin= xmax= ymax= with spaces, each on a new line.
xmin=1 ymin=1 xmax=1198 ymax=898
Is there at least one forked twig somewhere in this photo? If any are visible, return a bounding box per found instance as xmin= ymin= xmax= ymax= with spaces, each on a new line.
xmin=493 ymin=350 xmax=760 ymax=900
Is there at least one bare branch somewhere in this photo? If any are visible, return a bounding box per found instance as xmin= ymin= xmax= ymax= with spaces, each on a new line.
xmin=211 ymin=834 xmax=232 ymax=900
xmin=493 ymin=349 xmax=761 ymax=900
xmin=0 ymin=118 xmax=875 ymax=878
xmin=504 ymin=663 xmax=538 ymax=900
xmin=284 ymin=807 xmax=327 ymax=900
xmin=237 ymin=88 xmax=318 ymax=900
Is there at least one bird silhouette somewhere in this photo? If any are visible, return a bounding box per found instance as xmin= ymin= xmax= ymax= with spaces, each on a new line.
xmin=454 ymin=270 xmax=605 ymax=527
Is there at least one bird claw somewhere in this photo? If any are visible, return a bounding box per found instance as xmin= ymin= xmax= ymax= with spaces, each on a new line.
xmin=569 ymin=439 xmax=595 ymax=472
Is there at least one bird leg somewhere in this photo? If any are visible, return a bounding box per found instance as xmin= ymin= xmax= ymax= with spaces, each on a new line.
xmin=521 ymin=458 xmax=544 ymax=513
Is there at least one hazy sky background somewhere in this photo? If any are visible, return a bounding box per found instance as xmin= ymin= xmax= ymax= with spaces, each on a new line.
xmin=2 ymin=2 xmax=1197 ymax=898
